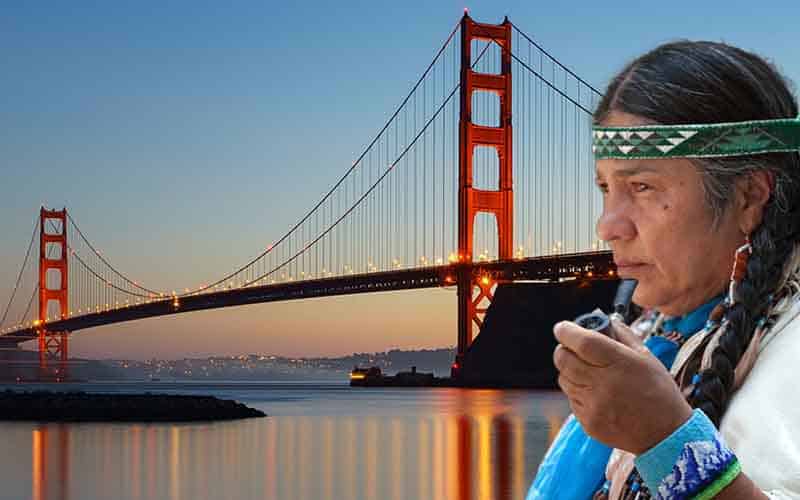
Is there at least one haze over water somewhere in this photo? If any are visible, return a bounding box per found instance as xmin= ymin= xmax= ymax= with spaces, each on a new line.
xmin=0 ymin=382 xmax=569 ymax=500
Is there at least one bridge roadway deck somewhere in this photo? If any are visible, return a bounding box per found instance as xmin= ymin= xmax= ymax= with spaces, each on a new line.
xmin=0 ymin=251 xmax=613 ymax=346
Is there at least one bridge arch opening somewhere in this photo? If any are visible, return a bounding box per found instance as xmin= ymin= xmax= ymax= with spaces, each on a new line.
xmin=470 ymin=39 xmax=503 ymax=75
xmin=472 ymin=146 xmax=499 ymax=191
xmin=472 ymin=212 xmax=499 ymax=263
xmin=470 ymin=91 xmax=501 ymax=128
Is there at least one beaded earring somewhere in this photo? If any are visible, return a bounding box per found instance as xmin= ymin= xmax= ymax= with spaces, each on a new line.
xmin=727 ymin=238 xmax=752 ymax=306
xmin=696 ymin=237 xmax=752 ymax=383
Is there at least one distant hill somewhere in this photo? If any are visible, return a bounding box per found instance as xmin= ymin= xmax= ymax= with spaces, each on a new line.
xmin=96 ymin=347 xmax=457 ymax=381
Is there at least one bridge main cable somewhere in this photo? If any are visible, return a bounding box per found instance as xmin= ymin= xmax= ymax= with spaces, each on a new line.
xmin=66 ymin=213 xmax=165 ymax=297
xmin=178 ymin=19 xmax=463 ymax=298
xmin=244 ymin=42 xmax=495 ymax=285
xmin=0 ymin=217 xmax=37 ymax=330
xmin=509 ymin=22 xmax=603 ymax=97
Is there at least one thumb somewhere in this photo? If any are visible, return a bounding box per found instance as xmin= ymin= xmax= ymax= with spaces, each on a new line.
xmin=610 ymin=320 xmax=648 ymax=354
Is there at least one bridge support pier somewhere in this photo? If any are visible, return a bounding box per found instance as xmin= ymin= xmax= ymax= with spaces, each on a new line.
xmin=454 ymin=14 xmax=513 ymax=377
xmin=37 ymin=329 xmax=69 ymax=381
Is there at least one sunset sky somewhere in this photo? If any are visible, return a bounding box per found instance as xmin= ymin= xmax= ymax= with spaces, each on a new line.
xmin=1 ymin=0 xmax=798 ymax=360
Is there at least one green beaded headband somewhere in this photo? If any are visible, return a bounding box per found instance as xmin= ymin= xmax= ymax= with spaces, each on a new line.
xmin=593 ymin=116 xmax=800 ymax=159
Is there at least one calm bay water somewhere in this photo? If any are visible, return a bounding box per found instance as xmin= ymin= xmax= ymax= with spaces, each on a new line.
xmin=0 ymin=381 xmax=570 ymax=500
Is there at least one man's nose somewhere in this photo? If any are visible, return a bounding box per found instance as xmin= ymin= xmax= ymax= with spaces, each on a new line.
xmin=596 ymin=199 xmax=636 ymax=243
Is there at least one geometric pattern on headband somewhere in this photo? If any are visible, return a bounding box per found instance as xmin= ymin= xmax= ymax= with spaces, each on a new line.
xmin=592 ymin=116 xmax=800 ymax=159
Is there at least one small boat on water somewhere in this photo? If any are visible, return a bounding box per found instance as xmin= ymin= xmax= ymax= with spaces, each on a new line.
xmin=349 ymin=366 xmax=440 ymax=387
xmin=349 ymin=366 xmax=382 ymax=386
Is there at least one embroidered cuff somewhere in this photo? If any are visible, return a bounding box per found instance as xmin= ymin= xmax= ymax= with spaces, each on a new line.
xmin=634 ymin=408 xmax=740 ymax=499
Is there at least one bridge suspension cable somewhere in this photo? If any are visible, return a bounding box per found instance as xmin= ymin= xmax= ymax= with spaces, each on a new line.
xmin=176 ymin=19 xmax=464 ymax=298
xmin=0 ymin=217 xmax=37 ymax=330
xmin=246 ymin=45 xmax=491 ymax=285
xmin=510 ymin=22 xmax=603 ymax=97
xmin=507 ymin=23 xmax=607 ymax=258
xmin=20 ymin=285 xmax=37 ymax=326
xmin=66 ymin=213 xmax=165 ymax=297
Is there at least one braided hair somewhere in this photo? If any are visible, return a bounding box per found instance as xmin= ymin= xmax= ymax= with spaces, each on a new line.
xmin=595 ymin=40 xmax=800 ymax=427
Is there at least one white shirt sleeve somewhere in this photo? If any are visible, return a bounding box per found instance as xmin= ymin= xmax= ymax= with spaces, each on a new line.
xmin=720 ymin=301 xmax=800 ymax=498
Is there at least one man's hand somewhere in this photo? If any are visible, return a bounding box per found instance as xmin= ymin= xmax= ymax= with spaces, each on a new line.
xmin=552 ymin=320 xmax=692 ymax=454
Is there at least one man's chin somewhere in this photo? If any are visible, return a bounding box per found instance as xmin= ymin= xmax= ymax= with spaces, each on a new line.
xmin=631 ymin=286 xmax=659 ymax=312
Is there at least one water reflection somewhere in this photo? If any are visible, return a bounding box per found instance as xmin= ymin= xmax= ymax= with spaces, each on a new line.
xmin=10 ymin=388 xmax=570 ymax=500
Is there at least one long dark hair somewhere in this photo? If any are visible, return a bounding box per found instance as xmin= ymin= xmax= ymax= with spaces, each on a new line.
xmin=595 ymin=40 xmax=800 ymax=427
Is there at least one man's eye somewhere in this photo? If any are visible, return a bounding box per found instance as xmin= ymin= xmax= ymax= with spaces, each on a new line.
xmin=632 ymin=182 xmax=651 ymax=193
xmin=596 ymin=182 xmax=609 ymax=194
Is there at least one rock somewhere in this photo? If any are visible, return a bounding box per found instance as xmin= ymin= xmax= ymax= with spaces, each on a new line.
xmin=0 ymin=391 xmax=266 ymax=422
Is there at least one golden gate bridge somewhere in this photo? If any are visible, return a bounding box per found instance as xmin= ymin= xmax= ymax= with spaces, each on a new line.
xmin=0 ymin=14 xmax=615 ymax=379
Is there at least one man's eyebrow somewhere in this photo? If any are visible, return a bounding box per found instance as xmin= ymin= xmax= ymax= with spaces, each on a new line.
xmin=595 ymin=164 xmax=662 ymax=180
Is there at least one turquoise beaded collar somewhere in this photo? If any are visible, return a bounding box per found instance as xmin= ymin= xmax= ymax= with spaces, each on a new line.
xmin=593 ymin=115 xmax=800 ymax=159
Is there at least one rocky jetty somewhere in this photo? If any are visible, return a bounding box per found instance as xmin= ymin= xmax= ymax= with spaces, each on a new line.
xmin=0 ymin=390 xmax=266 ymax=422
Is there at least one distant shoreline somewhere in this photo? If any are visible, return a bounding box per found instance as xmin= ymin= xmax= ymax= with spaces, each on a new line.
xmin=0 ymin=390 xmax=266 ymax=422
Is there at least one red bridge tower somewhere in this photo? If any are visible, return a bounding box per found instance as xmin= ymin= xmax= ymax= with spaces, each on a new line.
xmin=38 ymin=207 xmax=69 ymax=380
xmin=455 ymin=15 xmax=513 ymax=373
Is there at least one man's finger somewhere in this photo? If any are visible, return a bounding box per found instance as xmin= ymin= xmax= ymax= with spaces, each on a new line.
xmin=553 ymin=344 xmax=597 ymax=385
xmin=553 ymin=320 xmax=625 ymax=366
xmin=557 ymin=374 xmax=588 ymax=398
xmin=610 ymin=320 xmax=648 ymax=354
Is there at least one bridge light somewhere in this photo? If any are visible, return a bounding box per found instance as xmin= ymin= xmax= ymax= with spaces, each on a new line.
xmin=608 ymin=269 xmax=615 ymax=276
xmin=449 ymin=253 xmax=458 ymax=263
xmin=33 ymin=319 xmax=41 ymax=327
xmin=481 ymin=276 xmax=490 ymax=286
xmin=586 ymin=271 xmax=594 ymax=278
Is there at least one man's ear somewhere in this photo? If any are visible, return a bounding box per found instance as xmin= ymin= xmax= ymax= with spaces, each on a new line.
xmin=737 ymin=170 xmax=773 ymax=235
